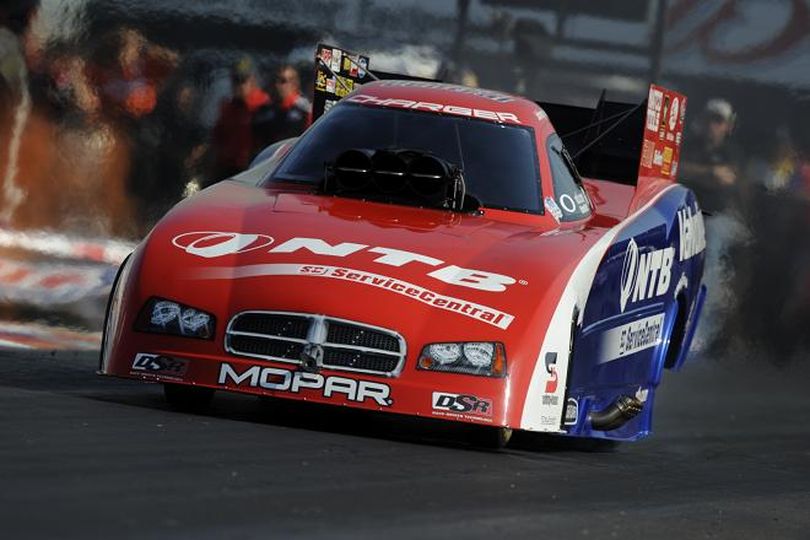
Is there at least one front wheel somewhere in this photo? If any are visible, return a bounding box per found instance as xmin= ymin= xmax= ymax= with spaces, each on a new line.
xmin=471 ymin=426 xmax=513 ymax=449
xmin=164 ymin=384 xmax=214 ymax=412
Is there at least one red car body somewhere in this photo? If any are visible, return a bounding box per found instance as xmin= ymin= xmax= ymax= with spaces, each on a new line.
xmin=101 ymin=76 xmax=706 ymax=443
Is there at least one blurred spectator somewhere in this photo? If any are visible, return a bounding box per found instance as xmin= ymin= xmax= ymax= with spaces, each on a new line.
xmin=211 ymin=57 xmax=270 ymax=180
xmin=680 ymin=99 xmax=742 ymax=213
xmin=91 ymin=27 xmax=179 ymax=232
xmin=154 ymin=80 xmax=209 ymax=209
xmin=0 ymin=1 xmax=37 ymax=226
xmin=32 ymin=46 xmax=101 ymax=121
xmin=96 ymin=27 xmax=178 ymax=120
xmin=252 ymin=64 xmax=311 ymax=153
xmin=4 ymin=50 xmax=135 ymax=236
xmin=751 ymin=127 xmax=797 ymax=193
xmin=787 ymin=96 xmax=810 ymax=196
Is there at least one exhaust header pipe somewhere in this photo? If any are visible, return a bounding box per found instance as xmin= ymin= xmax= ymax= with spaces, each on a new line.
xmin=588 ymin=395 xmax=644 ymax=431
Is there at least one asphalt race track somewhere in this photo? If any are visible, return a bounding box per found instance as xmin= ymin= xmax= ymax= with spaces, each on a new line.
xmin=1 ymin=349 xmax=809 ymax=539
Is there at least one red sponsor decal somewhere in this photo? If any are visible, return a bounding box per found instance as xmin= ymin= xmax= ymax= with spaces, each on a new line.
xmin=638 ymin=85 xmax=686 ymax=182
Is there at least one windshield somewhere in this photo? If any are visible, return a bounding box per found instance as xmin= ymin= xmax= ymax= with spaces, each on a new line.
xmin=267 ymin=103 xmax=542 ymax=213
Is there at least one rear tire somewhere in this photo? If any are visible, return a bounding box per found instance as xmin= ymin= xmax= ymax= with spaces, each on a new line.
xmin=164 ymin=384 xmax=214 ymax=412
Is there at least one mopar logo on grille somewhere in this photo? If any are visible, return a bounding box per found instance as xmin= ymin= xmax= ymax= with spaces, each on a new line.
xmin=218 ymin=362 xmax=393 ymax=406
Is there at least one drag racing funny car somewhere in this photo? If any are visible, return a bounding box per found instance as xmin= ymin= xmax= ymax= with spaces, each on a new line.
xmin=100 ymin=45 xmax=706 ymax=447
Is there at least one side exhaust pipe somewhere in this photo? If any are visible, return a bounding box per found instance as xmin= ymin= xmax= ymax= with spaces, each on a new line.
xmin=589 ymin=395 xmax=645 ymax=431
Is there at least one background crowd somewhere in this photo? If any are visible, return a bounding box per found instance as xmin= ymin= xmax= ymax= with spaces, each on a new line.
xmin=1 ymin=2 xmax=312 ymax=237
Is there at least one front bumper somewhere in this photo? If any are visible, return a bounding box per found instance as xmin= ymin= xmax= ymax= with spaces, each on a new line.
xmin=101 ymin=333 xmax=511 ymax=428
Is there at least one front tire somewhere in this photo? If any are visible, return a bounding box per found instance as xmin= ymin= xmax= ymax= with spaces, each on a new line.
xmin=471 ymin=426 xmax=513 ymax=449
xmin=164 ymin=384 xmax=214 ymax=412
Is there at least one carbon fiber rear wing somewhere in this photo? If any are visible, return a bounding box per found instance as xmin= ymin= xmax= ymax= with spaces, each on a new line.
xmin=538 ymin=85 xmax=687 ymax=185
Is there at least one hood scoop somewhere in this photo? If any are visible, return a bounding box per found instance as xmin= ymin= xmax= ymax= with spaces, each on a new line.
xmin=323 ymin=148 xmax=481 ymax=213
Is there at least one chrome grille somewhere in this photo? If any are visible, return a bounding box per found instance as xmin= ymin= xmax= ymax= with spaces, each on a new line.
xmin=230 ymin=312 xmax=310 ymax=339
xmin=326 ymin=321 xmax=400 ymax=352
xmin=226 ymin=311 xmax=406 ymax=376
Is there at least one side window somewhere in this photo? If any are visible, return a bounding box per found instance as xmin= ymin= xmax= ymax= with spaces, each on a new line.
xmin=547 ymin=135 xmax=591 ymax=222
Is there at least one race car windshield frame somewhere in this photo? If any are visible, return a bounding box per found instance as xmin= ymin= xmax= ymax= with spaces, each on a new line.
xmin=266 ymin=103 xmax=543 ymax=214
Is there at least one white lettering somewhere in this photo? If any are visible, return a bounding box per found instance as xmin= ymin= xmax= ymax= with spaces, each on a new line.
xmin=218 ymin=363 xmax=260 ymax=386
xmin=384 ymin=98 xmax=417 ymax=108
xmin=259 ymin=367 xmax=292 ymax=390
xmin=677 ymin=204 xmax=706 ymax=261
xmin=428 ymin=264 xmax=516 ymax=292
xmin=344 ymin=94 xmax=521 ymax=123
xmin=473 ymin=109 xmax=499 ymax=120
xmin=621 ymin=237 xmax=675 ymax=312
xmin=173 ymin=232 xmax=274 ymax=258
xmin=444 ymin=105 xmax=473 ymax=117
xmin=497 ymin=112 xmax=519 ymax=123
xmin=177 ymin=233 xmax=520 ymax=293
xmin=270 ymin=238 xmax=367 ymax=257
xmin=367 ymin=247 xmax=442 ymax=268
xmin=646 ymin=250 xmax=663 ymax=298
xmin=290 ymin=371 xmax=323 ymax=392
xmin=324 ymin=377 xmax=357 ymax=400
xmin=600 ymin=313 xmax=665 ymax=363
xmin=357 ymin=381 xmax=392 ymax=406
xmin=657 ymin=247 xmax=674 ymax=295
xmin=411 ymin=101 xmax=443 ymax=112
xmin=217 ymin=363 xmax=392 ymax=406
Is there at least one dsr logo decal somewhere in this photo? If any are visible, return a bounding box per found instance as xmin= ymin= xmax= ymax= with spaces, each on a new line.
xmin=619 ymin=238 xmax=674 ymax=312
xmin=172 ymin=232 xmax=274 ymax=259
xmin=432 ymin=392 xmax=493 ymax=417
xmin=131 ymin=353 xmax=188 ymax=378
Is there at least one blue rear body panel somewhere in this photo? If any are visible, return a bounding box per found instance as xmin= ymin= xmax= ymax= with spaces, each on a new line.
xmin=565 ymin=185 xmax=706 ymax=441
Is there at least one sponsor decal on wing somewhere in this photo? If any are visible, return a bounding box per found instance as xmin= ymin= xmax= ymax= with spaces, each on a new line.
xmin=619 ymin=238 xmax=674 ymax=313
xmin=646 ymin=87 xmax=665 ymax=132
xmin=677 ymin=202 xmax=706 ymax=262
xmin=599 ymin=313 xmax=665 ymax=364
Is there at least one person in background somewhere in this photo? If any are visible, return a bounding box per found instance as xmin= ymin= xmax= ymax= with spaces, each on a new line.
xmin=211 ymin=57 xmax=270 ymax=180
xmin=252 ymin=64 xmax=311 ymax=153
xmin=680 ymin=98 xmax=742 ymax=213
xmin=96 ymin=27 xmax=178 ymax=121
xmin=787 ymin=96 xmax=810 ymax=197
xmin=0 ymin=0 xmax=38 ymax=226
xmin=154 ymin=80 xmax=209 ymax=207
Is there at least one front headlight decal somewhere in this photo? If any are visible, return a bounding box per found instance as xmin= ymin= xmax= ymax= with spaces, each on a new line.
xmin=418 ymin=342 xmax=506 ymax=377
